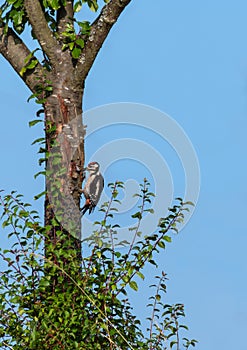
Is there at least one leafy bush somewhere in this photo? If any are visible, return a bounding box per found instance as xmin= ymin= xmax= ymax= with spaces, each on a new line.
xmin=0 ymin=180 xmax=197 ymax=349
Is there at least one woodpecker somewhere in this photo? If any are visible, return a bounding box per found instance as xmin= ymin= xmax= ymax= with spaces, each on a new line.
xmin=81 ymin=161 xmax=104 ymax=216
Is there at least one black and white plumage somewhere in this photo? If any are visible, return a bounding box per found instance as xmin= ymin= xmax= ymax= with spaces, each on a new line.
xmin=81 ymin=161 xmax=104 ymax=216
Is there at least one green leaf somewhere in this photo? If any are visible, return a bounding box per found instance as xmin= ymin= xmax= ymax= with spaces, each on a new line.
xmin=155 ymin=294 xmax=161 ymax=301
xmin=34 ymin=171 xmax=46 ymax=179
xmin=34 ymin=191 xmax=46 ymax=200
xmin=44 ymin=85 xmax=53 ymax=92
xmin=157 ymin=241 xmax=165 ymax=249
xmin=27 ymin=93 xmax=38 ymax=102
xmin=40 ymin=279 xmax=50 ymax=287
xmin=129 ymin=281 xmax=138 ymax=291
xmin=68 ymin=42 xmax=75 ymax=50
xmin=49 ymin=0 xmax=60 ymax=10
xmin=31 ymin=137 xmax=45 ymax=145
xmin=26 ymin=59 xmax=38 ymax=70
xmin=12 ymin=9 xmax=24 ymax=25
xmin=184 ymin=200 xmax=195 ymax=206
xmin=170 ymin=340 xmax=178 ymax=348
xmin=163 ymin=235 xmax=172 ymax=242
xmin=88 ymin=0 xmax=98 ymax=12
xmin=72 ymin=47 xmax=81 ymax=59
xmin=19 ymin=210 xmax=29 ymax=217
xmin=145 ymin=208 xmax=154 ymax=214
xmin=2 ymin=220 xmax=9 ymax=228
xmin=19 ymin=66 xmax=27 ymax=77
xmin=75 ymin=38 xmax=85 ymax=48
xmin=136 ymin=271 xmax=145 ymax=280
xmin=74 ymin=1 xmax=82 ymax=12
xmin=77 ymin=20 xmax=91 ymax=35
xmin=29 ymin=119 xmax=43 ymax=127
xmin=149 ymin=259 xmax=158 ymax=266
xmin=131 ymin=212 xmax=142 ymax=220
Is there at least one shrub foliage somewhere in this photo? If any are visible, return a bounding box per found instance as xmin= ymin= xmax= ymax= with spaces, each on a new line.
xmin=0 ymin=180 xmax=197 ymax=349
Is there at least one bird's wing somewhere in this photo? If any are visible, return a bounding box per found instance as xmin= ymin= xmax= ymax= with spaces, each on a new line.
xmin=88 ymin=173 xmax=104 ymax=205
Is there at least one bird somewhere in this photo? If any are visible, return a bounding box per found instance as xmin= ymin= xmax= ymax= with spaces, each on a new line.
xmin=80 ymin=161 xmax=104 ymax=216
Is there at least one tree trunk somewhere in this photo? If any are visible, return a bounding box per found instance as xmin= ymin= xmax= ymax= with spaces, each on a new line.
xmin=44 ymin=80 xmax=85 ymax=284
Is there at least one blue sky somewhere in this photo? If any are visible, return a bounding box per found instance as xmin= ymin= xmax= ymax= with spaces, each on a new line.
xmin=1 ymin=0 xmax=247 ymax=349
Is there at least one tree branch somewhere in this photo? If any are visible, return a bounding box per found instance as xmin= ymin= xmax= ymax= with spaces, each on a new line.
xmin=23 ymin=0 xmax=62 ymax=68
xmin=74 ymin=0 xmax=132 ymax=83
xmin=57 ymin=0 xmax=74 ymax=38
xmin=0 ymin=24 xmax=44 ymax=93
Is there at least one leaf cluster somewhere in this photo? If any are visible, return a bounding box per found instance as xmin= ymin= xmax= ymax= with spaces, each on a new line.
xmin=147 ymin=274 xmax=197 ymax=350
xmin=1 ymin=0 xmax=26 ymax=34
xmin=61 ymin=21 xmax=90 ymax=59
xmin=0 ymin=181 xmax=197 ymax=349
xmin=0 ymin=0 xmax=107 ymax=67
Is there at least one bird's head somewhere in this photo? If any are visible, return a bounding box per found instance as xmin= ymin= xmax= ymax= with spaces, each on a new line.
xmin=84 ymin=161 xmax=100 ymax=174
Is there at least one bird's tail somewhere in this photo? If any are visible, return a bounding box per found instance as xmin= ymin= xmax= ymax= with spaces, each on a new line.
xmin=80 ymin=200 xmax=95 ymax=217
xmin=80 ymin=203 xmax=89 ymax=217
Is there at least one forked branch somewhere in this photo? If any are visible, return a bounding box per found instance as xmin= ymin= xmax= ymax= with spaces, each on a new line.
xmin=74 ymin=0 xmax=132 ymax=82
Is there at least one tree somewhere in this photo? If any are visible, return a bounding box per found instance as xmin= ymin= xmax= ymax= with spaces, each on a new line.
xmin=0 ymin=0 xmax=131 ymax=268
xmin=0 ymin=1 xmax=198 ymax=348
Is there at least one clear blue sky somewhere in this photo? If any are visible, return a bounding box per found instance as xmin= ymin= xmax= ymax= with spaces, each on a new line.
xmin=1 ymin=1 xmax=247 ymax=349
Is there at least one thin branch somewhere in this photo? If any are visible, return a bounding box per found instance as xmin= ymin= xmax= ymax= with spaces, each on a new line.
xmin=2 ymin=342 xmax=14 ymax=350
xmin=115 ymin=206 xmax=184 ymax=297
xmin=74 ymin=0 xmax=132 ymax=82
xmin=149 ymin=274 xmax=167 ymax=342
xmin=23 ymin=0 xmax=62 ymax=68
xmin=0 ymin=24 xmax=44 ymax=93
xmin=126 ymin=180 xmax=147 ymax=260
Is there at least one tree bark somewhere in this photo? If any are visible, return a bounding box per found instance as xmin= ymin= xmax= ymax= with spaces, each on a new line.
xmin=43 ymin=77 xmax=85 ymax=283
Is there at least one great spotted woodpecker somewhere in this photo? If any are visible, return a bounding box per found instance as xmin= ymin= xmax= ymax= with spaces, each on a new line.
xmin=81 ymin=161 xmax=104 ymax=216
